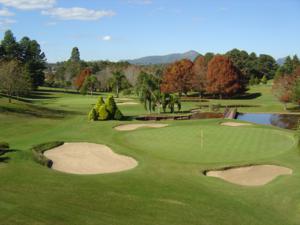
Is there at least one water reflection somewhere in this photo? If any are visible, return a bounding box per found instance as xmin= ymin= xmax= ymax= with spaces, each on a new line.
xmin=237 ymin=113 xmax=300 ymax=129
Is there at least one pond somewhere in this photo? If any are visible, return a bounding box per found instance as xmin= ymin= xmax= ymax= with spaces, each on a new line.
xmin=237 ymin=113 xmax=300 ymax=129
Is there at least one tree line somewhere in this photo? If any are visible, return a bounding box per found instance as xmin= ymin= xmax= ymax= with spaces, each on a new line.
xmin=0 ymin=30 xmax=46 ymax=102
xmin=272 ymin=55 xmax=300 ymax=109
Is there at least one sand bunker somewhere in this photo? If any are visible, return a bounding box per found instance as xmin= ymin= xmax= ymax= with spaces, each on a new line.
xmin=206 ymin=165 xmax=292 ymax=186
xmin=221 ymin=122 xmax=252 ymax=127
xmin=117 ymin=102 xmax=138 ymax=105
xmin=44 ymin=143 xmax=137 ymax=175
xmin=115 ymin=123 xmax=168 ymax=131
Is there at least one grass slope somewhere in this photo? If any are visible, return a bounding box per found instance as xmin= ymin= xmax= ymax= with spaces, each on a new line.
xmin=0 ymin=87 xmax=300 ymax=225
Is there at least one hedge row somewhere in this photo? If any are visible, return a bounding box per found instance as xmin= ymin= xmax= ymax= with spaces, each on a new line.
xmin=32 ymin=141 xmax=64 ymax=168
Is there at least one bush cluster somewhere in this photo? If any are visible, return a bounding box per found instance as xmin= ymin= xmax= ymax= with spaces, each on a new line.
xmin=32 ymin=141 xmax=64 ymax=168
xmin=88 ymin=95 xmax=124 ymax=121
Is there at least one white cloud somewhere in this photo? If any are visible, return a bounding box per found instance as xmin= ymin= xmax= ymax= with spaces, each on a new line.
xmin=0 ymin=18 xmax=16 ymax=28
xmin=0 ymin=7 xmax=14 ymax=16
xmin=102 ymin=35 xmax=112 ymax=41
xmin=42 ymin=7 xmax=115 ymax=21
xmin=0 ymin=0 xmax=55 ymax=10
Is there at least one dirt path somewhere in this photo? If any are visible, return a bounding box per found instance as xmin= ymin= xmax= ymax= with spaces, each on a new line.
xmin=44 ymin=143 xmax=137 ymax=175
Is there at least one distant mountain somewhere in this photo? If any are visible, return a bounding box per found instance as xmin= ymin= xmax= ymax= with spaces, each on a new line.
xmin=126 ymin=50 xmax=200 ymax=65
xmin=277 ymin=57 xmax=286 ymax=65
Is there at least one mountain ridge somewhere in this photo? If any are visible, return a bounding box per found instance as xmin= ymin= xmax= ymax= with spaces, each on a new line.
xmin=125 ymin=50 xmax=200 ymax=65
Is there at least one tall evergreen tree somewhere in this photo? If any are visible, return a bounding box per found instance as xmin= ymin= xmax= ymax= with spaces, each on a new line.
xmin=19 ymin=37 xmax=46 ymax=89
xmin=1 ymin=30 xmax=19 ymax=60
xmin=70 ymin=47 xmax=80 ymax=62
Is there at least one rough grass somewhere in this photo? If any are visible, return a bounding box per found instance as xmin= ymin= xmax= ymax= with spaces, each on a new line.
xmin=0 ymin=86 xmax=300 ymax=225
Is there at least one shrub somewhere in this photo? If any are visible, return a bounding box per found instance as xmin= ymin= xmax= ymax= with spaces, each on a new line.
xmin=98 ymin=105 xmax=109 ymax=120
xmin=95 ymin=96 xmax=105 ymax=111
xmin=32 ymin=141 xmax=64 ymax=168
xmin=114 ymin=109 xmax=123 ymax=120
xmin=261 ymin=75 xmax=268 ymax=84
xmin=105 ymin=95 xmax=117 ymax=118
xmin=88 ymin=108 xmax=98 ymax=121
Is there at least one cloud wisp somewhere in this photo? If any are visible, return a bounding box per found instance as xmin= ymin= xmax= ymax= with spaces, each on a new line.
xmin=0 ymin=0 xmax=55 ymax=10
xmin=0 ymin=7 xmax=14 ymax=16
xmin=42 ymin=7 xmax=116 ymax=21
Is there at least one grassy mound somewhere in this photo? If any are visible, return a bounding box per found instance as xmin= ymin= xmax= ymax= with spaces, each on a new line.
xmin=32 ymin=141 xmax=64 ymax=167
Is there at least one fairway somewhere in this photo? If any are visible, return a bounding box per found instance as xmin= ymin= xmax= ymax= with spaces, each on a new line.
xmin=118 ymin=121 xmax=296 ymax=163
xmin=1 ymin=89 xmax=300 ymax=225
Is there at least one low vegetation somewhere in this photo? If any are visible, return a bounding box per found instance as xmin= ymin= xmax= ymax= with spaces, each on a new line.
xmin=31 ymin=141 xmax=64 ymax=168
xmin=88 ymin=95 xmax=123 ymax=121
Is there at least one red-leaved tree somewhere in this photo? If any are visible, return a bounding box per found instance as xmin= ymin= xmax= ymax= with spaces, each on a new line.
xmin=74 ymin=68 xmax=92 ymax=90
xmin=272 ymin=66 xmax=300 ymax=110
xmin=206 ymin=55 xmax=244 ymax=99
xmin=160 ymin=59 xmax=194 ymax=95
xmin=192 ymin=56 xmax=208 ymax=95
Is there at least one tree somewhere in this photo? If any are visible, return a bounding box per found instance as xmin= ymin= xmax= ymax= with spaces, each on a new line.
xmin=161 ymin=93 xmax=181 ymax=113
xmin=74 ymin=68 xmax=92 ymax=90
xmin=161 ymin=59 xmax=194 ymax=96
xmin=80 ymin=75 xmax=99 ymax=95
xmin=136 ymin=71 xmax=161 ymax=113
xmin=87 ymin=95 xmax=123 ymax=121
xmin=0 ymin=60 xmax=31 ymax=103
xmin=1 ymin=30 xmax=19 ymax=60
xmin=256 ymin=54 xmax=278 ymax=79
xmin=273 ymin=75 xmax=295 ymax=110
xmin=19 ymin=37 xmax=46 ymax=89
xmin=261 ymin=75 xmax=268 ymax=84
xmin=70 ymin=47 xmax=80 ymax=62
xmin=192 ymin=56 xmax=208 ymax=96
xmin=292 ymin=67 xmax=300 ymax=105
xmin=206 ymin=55 xmax=244 ymax=99
xmin=110 ymin=70 xmax=127 ymax=98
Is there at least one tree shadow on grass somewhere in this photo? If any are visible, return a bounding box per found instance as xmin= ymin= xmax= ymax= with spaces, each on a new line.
xmin=38 ymin=88 xmax=104 ymax=96
xmin=0 ymin=103 xmax=82 ymax=119
xmin=0 ymin=149 xmax=18 ymax=163
xmin=231 ymin=92 xmax=262 ymax=100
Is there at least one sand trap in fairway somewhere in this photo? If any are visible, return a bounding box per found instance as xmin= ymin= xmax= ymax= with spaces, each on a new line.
xmin=206 ymin=165 xmax=292 ymax=186
xmin=117 ymin=102 xmax=138 ymax=105
xmin=221 ymin=122 xmax=252 ymax=127
xmin=44 ymin=143 xmax=137 ymax=175
xmin=115 ymin=123 xmax=168 ymax=131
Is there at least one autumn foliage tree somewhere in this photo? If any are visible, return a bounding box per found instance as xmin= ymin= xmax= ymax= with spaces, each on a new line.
xmin=192 ymin=56 xmax=208 ymax=95
xmin=272 ymin=75 xmax=295 ymax=110
xmin=161 ymin=59 xmax=194 ymax=95
xmin=206 ymin=55 xmax=244 ymax=99
xmin=74 ymin=68 xmax=92 ymax=90
xmin=273 ymin=66 xmax=300 ymax=110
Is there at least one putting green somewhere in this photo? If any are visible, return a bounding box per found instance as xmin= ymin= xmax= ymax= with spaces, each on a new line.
xmin=118 ymin=122 xmax=296 ymax=163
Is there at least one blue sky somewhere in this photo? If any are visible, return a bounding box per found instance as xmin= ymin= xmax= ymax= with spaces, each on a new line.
xmin=0 ymin=0 xmax=299 ymax=63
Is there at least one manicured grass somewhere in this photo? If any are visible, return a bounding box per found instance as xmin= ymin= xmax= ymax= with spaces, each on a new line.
xmin=117 ymin=120 xmax=296 ymax=164
xmin=0 ymin=87 xmax=300 ymax=225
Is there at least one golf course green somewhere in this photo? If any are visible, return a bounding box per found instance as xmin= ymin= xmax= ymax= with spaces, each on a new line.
xmin=0 ymin=85 xmax=300 ymax=225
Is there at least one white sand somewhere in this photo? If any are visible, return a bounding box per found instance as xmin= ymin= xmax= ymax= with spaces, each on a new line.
xmin=44 ymin=143 xmax=137 ymax=175
xmin=117 ymin=102 xmax=139 ymax=105
xmin=221 ymin=122 xmax=252 ymax=127
xmin=206 ymin=165 xmax=292 ymax=186
xmin=115 ymin=123 xmax=168 ymax=131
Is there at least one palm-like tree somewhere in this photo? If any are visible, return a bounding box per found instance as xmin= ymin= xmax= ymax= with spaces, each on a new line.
xmin=136 ymin=72 xmax=161 ymax=113
xmin=111 ymin=70 xmax=126 ymax=98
